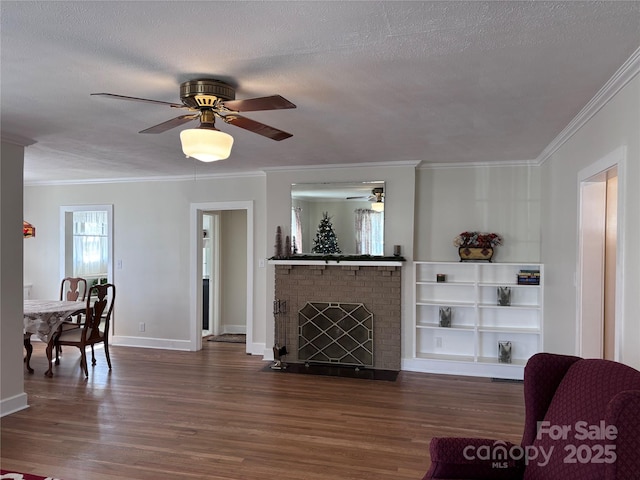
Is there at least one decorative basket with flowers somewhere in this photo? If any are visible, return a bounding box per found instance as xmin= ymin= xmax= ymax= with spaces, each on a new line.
xmin=453 ymin=231 xmax=503 ymax=262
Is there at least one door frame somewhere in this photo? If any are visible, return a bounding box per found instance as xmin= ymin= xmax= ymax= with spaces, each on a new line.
xmin=189 ymin=201 xmax=253 ymax=352
xmin=576 ymin=146 xmax=626 ymax=360
xmin=203 ymin=212 xmax=222 ymax=336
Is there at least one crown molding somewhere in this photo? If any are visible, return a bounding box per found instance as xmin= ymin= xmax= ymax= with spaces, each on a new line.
xmin=418 ymin=159 xmax=538 ymax=170
xmin=262 ymin=160 xmax=421 ymax=173
xmin=537 ymin=46 xmax=640 ymax=165
xmin=24 ymin=161 xmax=423 ymax=186
xmin=23 ymin=170 xmax=265 ymax=187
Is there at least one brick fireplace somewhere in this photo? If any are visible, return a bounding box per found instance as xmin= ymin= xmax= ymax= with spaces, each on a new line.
xmin=273 ymin=262 xmax=402 ymax=371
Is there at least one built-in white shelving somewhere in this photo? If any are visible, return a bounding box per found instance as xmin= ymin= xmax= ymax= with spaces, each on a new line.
xmin=404 ymin=261 xmax=543 ymax=380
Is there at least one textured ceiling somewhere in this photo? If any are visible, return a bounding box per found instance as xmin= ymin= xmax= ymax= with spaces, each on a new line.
xmin=1 ymin=1 xmax=639 ymax=184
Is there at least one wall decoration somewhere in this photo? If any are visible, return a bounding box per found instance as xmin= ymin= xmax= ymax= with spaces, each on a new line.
xmin=274 ymin=226 xmax=284 ymax=259
xmin=23 ymin=221 xmax=36 ymax=238
xmin=285 ymin=235 xmax=292 ymax=257
xmin=453 ymin=231 xmax=503 ymax=262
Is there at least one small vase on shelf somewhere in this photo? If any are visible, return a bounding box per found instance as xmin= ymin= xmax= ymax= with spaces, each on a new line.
xmin=439 ymin=307 xmax=452 ymax=327
xmin=497 ymin=286 xmax=511 ymax=306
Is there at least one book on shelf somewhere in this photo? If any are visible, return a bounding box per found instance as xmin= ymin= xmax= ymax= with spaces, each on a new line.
xmin=517 ymin=269 xmax=540 ymax=285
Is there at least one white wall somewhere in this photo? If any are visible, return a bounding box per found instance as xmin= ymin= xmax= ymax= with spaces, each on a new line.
xmin=1 ymin=142 xmax=28 ymax=416
xmin=414 ymin=164 xmax=541 ymax=262
xmin=23 ymin=175 xmax=268 ymax=353
xmin=220 ymin=209 xmax=247 ymax=333
xmin=541 ymin=74 xmax=640 ymax=369
xmin=21 ymin=162 xmax=546 ymax=368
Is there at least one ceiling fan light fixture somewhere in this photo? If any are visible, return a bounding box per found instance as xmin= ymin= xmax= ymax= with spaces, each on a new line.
xmin=180 ymin=127 xmax=234 ymax=162
xmin=371 ymin=187 xmax=384 ymax=212
xmin=371 ymin=201 xmax=384 ymax=212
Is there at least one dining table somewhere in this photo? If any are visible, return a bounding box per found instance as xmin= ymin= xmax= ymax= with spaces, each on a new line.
xmin=23 ymin=299 xmax=86 ymax=377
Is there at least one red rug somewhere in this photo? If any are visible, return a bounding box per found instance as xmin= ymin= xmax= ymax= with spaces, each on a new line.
xmin=0 ymin=470 xmax=62 ymax=480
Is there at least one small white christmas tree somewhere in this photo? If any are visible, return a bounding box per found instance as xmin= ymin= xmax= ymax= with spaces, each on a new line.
xmin=311 ymin=212 xmax=341 ymax=254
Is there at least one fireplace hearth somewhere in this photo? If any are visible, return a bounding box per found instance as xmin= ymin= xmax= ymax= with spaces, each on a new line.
xmin=262 ymin=362 xmax=399 ymax=381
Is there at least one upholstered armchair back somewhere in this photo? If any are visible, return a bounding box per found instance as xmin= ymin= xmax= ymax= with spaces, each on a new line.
xmin=523 ymin=356 xmax=640 ymax=480
xmin=423 ymin=353 xmax=640 ymax=480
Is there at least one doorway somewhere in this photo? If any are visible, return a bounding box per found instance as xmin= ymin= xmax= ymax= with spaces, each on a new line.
xmin=59 ymin=204 xmax=114 ymax=334
xmin=201 ymin=210 xmax=248 ymax=338
xmin=189 ymin=201 xmax=253 ymax=353
xmin=577 ymin=148 xmax=625 ymax=360
xmin=202 ymin=212 xmax=220 ymax=337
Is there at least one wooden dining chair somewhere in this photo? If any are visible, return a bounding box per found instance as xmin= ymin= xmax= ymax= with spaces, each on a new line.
xmin=54 ymin=283 xmax=115 ymax=377
xmin=54 ymin=277 xmax=88 ymax=362
xmin=60 ymin=276 xmax=88 ymax=302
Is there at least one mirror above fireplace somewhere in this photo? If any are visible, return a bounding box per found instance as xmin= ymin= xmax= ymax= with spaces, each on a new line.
xmin=291 ymin=181 xmax=385 ymax=255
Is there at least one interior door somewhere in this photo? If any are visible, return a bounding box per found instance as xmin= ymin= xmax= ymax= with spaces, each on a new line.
xmin=577 ymin=165 xmax=619 ymax=360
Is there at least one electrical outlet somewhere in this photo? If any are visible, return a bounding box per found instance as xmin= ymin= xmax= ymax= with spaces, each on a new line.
xmin=436 ymin=337 xmax=443 ymax=348
xmin=139 ymin=322 xmax=145 ymax=332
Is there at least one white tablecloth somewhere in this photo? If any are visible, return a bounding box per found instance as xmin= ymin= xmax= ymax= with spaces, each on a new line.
xmin=24 ymin=299 xmax=85 ymax=343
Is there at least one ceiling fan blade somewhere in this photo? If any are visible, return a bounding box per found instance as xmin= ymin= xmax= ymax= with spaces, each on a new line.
xmin=222 ymin=95 xmax=296 ymax=112
xmin=91 ymin=93 xmax=185 ymax=109
xmin=224 ymin=115 xmax=292 ymax=141
xmin=139 ymin=114 xmax=199 ymax=134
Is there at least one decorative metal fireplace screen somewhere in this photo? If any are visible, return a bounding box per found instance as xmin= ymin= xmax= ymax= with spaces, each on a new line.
xmin=298 ymin=302 xmax=373 ymax=367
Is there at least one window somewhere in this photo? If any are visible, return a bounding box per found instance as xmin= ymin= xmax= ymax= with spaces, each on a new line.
xmin=72 ymin=211 xmax=109 ymax=278
xmin=292 ymin=206 xmax=303 ymax=254
xmin=355 ymin=209 xmax=384 ymax=255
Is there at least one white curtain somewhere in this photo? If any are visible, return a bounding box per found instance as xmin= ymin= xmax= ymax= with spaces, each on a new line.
xmin=73 ymin=211 xmax=108 ymax=277
xmin=292 ymin=206 xmax=303 ymax=253
xmin=355 ymin=209 xmax=384 ymax=255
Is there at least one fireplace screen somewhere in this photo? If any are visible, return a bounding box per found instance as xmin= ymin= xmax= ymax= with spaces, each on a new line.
xmin=298 ymin=302 xmax=373 ymax=367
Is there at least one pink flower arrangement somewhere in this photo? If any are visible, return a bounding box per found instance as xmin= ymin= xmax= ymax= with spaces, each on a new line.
xmin=453 ymin=231 xmax=503 ymax=248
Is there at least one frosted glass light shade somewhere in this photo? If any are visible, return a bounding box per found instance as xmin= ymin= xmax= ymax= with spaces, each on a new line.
xmin=371 ymin=201 xmax=384 ymax=212
xmin=180 ymin=128 xmax=234 ymax=162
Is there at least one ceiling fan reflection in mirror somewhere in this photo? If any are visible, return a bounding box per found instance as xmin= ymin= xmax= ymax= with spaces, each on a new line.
xmin=91 ymin=79 xmax=296 ymax=161
xmin=346 ymin=187 xmax=384 ymax=212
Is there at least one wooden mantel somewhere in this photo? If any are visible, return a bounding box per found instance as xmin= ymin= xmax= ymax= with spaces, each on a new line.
xmin=269 ymin=259 xmax=404 ymax=267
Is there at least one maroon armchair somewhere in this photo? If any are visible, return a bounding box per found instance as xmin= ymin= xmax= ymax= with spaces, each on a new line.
xmin=423 ymin=353 xmax=640 ymax=480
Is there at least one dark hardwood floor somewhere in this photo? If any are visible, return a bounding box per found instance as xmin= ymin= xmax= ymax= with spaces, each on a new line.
xmin=1 ymin=341 xmax=525 ymax=479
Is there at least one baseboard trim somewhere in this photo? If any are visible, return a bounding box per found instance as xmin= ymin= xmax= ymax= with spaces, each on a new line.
xmin=111 ymin=336 xmax=191 ymax=351
xmin=401 ymin=357 xmax=524 ymax=380
xmin=1 ymin=392 xmax=29 ymax=417
xmin=221 ymin=324 xmax=247 ymax=335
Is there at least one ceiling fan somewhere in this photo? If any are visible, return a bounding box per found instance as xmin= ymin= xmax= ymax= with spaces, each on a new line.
xmin=346 ymin=187 xmax=385 ymax=212
xmin=91 ymin=78 xmax=296 ymax=161
xmin=346 ymin=187 xmax=385 ymax=202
